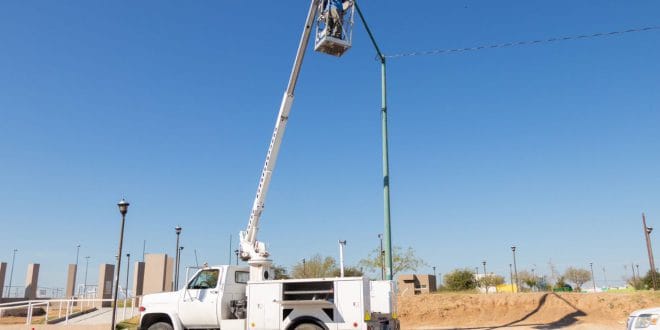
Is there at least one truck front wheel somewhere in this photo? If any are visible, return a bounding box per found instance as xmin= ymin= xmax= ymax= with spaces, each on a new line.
xmin=292 ymin=324 xmax=323 ymax=330
xmin=147 ymin=321 xmax=174 ymax=330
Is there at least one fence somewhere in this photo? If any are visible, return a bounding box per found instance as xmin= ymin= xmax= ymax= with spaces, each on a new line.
xmin=0 ymin=296 xmax=139 ymax=326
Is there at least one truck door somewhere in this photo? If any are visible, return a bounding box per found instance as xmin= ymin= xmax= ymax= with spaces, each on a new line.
xmin=178 ymin=268 xmax=222 ymax=328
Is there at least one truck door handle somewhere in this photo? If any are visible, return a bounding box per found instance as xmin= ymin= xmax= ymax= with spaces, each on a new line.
xmin=210 ymin=290 xmax=218 ymax=294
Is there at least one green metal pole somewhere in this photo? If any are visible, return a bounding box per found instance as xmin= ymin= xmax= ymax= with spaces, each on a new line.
xmin=354 ymin=1 xmax=393 ymax=280
xmin=380 ymin=58 xmax=393 ymax=280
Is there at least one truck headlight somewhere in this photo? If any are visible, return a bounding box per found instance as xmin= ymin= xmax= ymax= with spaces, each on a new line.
xmin=635 ymin=314 xmax=659 ymax=328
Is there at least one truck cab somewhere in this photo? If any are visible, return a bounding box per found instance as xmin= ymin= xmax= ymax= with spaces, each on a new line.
xmin=139 ymin=265 xmax=249 ymax=330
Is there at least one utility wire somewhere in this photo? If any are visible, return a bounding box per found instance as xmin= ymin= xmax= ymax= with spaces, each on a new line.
xmin=385 ymin=25 xmax=660 ymax=59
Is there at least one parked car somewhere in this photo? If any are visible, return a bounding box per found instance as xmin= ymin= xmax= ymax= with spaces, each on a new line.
xmin=628 ymin=307 xmax=660 ymax=329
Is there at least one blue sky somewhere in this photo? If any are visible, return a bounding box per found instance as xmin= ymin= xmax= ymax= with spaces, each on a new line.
xmin=1 ymin=1 xmax=659 ymax=290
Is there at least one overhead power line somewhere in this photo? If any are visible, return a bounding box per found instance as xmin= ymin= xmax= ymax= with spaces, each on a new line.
xmin=385 ymin=25 xmax=660 ymax=59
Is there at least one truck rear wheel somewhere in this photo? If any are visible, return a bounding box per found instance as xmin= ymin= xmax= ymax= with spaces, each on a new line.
xmin=292 ymin=324 xmax=324 ymax=330
xmin=147 ymin=321 xmax=174 ymax=330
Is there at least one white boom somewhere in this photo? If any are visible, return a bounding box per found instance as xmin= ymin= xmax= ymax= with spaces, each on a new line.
xmin=239 ymin=0 xmax=320 ymax=281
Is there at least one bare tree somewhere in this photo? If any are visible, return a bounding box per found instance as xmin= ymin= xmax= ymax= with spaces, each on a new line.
xmin=359 ymin=246 xmax=426 ymax=277
xmin=517 ymin=270 xmax=538 ymax=290
xmin=564 ymin=267 xmax=591 ymax=291
xmin=290 ymin=255 xmax=337 ymax=278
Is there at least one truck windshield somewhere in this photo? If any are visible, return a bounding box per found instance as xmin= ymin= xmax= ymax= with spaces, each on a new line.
xmin=188 ymin=269 xmax=220 ymax=289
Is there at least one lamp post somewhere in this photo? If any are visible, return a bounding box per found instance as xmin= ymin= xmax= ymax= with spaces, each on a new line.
xmin=111 ymin=198 xmax=129 ymax=330
xmin=178 ymin=246 xmax=184 ymax=287
xmin=125 ymin=253 xmax=131 ymax=299
xmin=234 ymin=249 xmax=239 ymax=265
xmin=84 ymin=256 xmax=90 ymax=297
xmin=643 ymin=213 xmax=657 ymax=290
xmin=511 ymin=246 xmax=519 ymax=292
xmin=482 ymin=261 xmax=488 ymax=293
xmin=174 ymin=226 xmax=182 ymax=290
xmin=75 ymin=244 xmax=80 ymax=296
xmin=338 ymin=240 xmax=347 ymax=277
xmin=509 ymin=264 xmax=514 ymax=293
xmin=432 ymin=266 xmax=436 ymax=291
xmin=378 ymin=234 xmax=385 ymax=280
xmin=354 ymin=3 xmax=393 ymax=280
xmin=303 ymin=258 xmax=306 ymax=277
xmin=589 ymin=262 xmax=596 ymax=292
xmin=7 ymin=249 xmax=17 ymax=298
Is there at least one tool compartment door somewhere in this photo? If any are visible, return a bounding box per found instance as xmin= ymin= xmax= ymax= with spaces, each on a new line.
xmin=247 ymin=282 xmax=281 ymax=330
xmin=335 ymin=279 xmax=365 ymax=329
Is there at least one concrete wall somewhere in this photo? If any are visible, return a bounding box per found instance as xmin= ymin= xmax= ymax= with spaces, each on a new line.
xmin=0 ymin=262 xmax=6 ymax=298
xmin=133 ymin=261 xmax=145 ymax=296
xmin=24 ymin=264 xmax=40 ymax=299
xmin=65 ymin=264 xmax=77 ymax=298
xmin=97 ymin=264 xmax=115 ymax=307
xmin=143 ymin=254 xmax=174 ymax=295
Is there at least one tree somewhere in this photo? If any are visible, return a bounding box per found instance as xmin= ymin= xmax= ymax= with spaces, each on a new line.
xmin=479 ymin=274 xmax=505 ymax=289
xmin=271 ymin=264 xmax=290 ymax=280
xmin=642 ymin=270 xmax=660 ymax=289
xmin=517 ymin=270 xmax=538 ymax=291
xmin=358 ymin=246 xmax=426 ymax=277
xmin=564 ymin=267 xmax=591 ymax=291
xmin=443 ymin=268 xmax=477 ymax=291
xmin=290 ymin=255 xmax=338 ymax=279
xmin=331 ymin=266 xmax=364 ymax=277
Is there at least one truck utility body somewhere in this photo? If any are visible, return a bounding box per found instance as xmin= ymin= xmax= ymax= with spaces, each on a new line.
xmin=139 ymin=266 xmax=396 ymax=330
xmin=139 ymin=1 xmax=397 ymax=329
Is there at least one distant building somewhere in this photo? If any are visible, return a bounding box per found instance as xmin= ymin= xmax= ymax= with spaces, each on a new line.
xmin=397 ymin=274 xmax=436 ymax=296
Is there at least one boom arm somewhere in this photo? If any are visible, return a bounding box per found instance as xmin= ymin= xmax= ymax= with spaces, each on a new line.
xmin=239 ymin=0 xmax=320 ymax=265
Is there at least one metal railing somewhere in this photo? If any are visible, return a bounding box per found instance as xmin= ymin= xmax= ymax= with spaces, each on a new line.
xmin=0 ymin=296 xmax=140 ymax=325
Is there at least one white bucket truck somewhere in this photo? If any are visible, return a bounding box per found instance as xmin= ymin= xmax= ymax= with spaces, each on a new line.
xmin=138 ymin=1 xmax=397 ymax=329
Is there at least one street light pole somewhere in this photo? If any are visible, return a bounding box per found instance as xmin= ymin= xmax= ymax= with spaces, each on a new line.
xmin=303 ymin=258 xmax=306 ymax=277
xmin=75 ymin=244 xmax=81 ymax=296
xmin=84 ymin=256 xmax=90 ymax=297
xmin=482 ymin=261 xmax=487 ymax=293
xmin=378 ymin=234 xmax=384 ymax=280
xmin=355 ymin=2 xmax=393 ymax=280
xmin=590 ymin=262 xmax=596 ymax=292
xmin=7 ymin=249 xmax=17 ymax=298
xmin=511 ymin=246 xmax=519 ymax=292
xmin=338 ymin=240 xmax=347 ymax=277
xmin=125 ymin=253 xmax=131 ymax=299
xmin=509 ymin=264 xmax=514 ymax=293
xmin=234 ymin=249 xmax=239 ymax=266
xmin=178 ymin=246 xmax=184 ymax=287
xmin=642 ymin=213 xmax=657 ymax=290
xmin=432 ymin=266 xmax=436 ymax=291
xmin=174 ymin=226 xmax=182 ymax=290
xmin=111 ymin=198 xmax=129 ymax=330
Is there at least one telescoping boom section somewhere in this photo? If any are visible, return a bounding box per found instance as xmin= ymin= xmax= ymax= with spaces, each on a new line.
xmin=239 ymin=0 xmax=355 ymax=282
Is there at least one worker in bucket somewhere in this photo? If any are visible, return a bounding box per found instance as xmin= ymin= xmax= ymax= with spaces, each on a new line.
xmin=324 ymin=0 xmax=349 ymax=38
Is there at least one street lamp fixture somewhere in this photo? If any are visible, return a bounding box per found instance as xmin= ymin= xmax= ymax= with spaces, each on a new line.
xmin=234 ymin=249 xmax=239 ymax=266
xmin=111 ymin=198 xmax=129 ymax=330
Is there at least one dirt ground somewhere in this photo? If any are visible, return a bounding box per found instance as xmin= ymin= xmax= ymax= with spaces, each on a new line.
xmin=398 ymin=291 xmax=660 ymax=329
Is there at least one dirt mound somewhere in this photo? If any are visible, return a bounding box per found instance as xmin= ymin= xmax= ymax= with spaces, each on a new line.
xmin=398 ymin=292 xmax=660 ymax=329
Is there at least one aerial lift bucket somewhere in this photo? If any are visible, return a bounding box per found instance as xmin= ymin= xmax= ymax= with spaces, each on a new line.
xmin=314 ymin=0 xmax=355 ymax=57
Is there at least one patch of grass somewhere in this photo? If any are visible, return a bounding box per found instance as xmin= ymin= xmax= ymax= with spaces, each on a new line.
xmin=116 ymin=315 xmax=139 ymax=329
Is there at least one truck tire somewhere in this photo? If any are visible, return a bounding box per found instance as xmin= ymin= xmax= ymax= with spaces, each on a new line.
xmin=292 ymin=324 xmax=324 ymax=330
xmin=147 ymin=321 xmax=174 ymax=330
